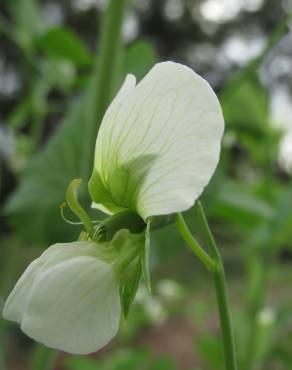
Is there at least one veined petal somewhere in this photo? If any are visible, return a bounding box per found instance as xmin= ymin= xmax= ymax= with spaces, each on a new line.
xmin=89 ymin=61 xmax=224 ymax=219
xmin=22 ymin=256 xmax=120 ymax=354
xmin=1 ymin=243 xmax=86 ymax=323
xmin=2 ymin=258 xmax=44 ymax=323
xmin=89 ymin=74 xmax=137 ymax=215
xmin=3 ymin=242 xmax=121 ymax=355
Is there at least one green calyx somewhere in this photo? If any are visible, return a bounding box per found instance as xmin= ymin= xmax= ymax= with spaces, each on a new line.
xmin=105 ymin=229 xmax=146 ymax=317
xmin=93 ymin=210 xmax=175 ymax=243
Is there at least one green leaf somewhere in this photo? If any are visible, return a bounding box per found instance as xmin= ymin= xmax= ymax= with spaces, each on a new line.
xmin=108 ymin=40 xmax=158 ymax=112
xmin=245 ymin=184 xmax=292 ymax=252
xmin=37 ymin=27 xmax=92 ymax=67
xmin=123 ymin=40 xmax=158 ymax=81
xmin=220 ymin=71 xmax=281 ymax=165
xmin=221 ymin=73 xmax=269 ymax=136
xmin=211 ymin=180 xmax=275 ymax=228
xmin=5 ymin=73 xmax=100 ymax=244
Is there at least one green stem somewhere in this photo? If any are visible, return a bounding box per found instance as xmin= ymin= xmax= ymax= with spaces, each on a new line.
xmin=176 ymin=210 xmax=237 ymax=370
xmin=197 ymin=201 xmax=237 ymax=370
xmin=82 ymin=0 xmax=128 ymax=181
xmin=175 ymin=213 xmax=215 ymax=271
xmin=242 ymin=251 xmax=269 ymax=370
xmin=196 ymin=202 xmax=221 ymax=261
xmin=212 ymin=265 xmax=238 ymax=370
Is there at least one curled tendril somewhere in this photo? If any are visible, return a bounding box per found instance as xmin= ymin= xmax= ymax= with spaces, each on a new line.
xmin=62 ymin=179 xmax=94 ymax=237
xmin=59 ymin=203 xmax=84 ymax=225
xmin=93 ymin=224 xmax=107 ymax=242
xmin=60 ymin=202 xmax=101 ymax=226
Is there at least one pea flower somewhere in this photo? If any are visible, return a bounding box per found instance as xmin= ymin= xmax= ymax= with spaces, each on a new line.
xmin=3 ymin=61 xmax=224 ymax=355
xmin=3 ymin=242 xmax=118 ymax=355
xmin=3 ymin=230 xmax=144 ymax=354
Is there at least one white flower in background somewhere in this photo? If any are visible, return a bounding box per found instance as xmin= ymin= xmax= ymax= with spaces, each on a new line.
xmin=3 ymin=241 xmax=121 ymax=354
xmin=270 ymin=86 xmax=292 ymax=174
xmin=3 ymin=61 xmax=224 ymax=355
xmin=279 ymin=132 xmax=292 ymax=173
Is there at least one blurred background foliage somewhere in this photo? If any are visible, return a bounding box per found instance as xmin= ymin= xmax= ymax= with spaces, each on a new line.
xmin=1 ymin=0 xmax=292 ymax=369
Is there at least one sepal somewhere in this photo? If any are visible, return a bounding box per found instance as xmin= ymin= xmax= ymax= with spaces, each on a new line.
xmin=111 ymin=229 xmax=146 ymax=317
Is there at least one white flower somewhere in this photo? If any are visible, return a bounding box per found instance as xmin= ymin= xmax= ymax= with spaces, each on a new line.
xmin=3 ymin=241 xmax=121 ymax=354
xmin=89 ymin=61 xmax=224 ymax=219
xmin=3 ymin=61 xmax=224 ymax=355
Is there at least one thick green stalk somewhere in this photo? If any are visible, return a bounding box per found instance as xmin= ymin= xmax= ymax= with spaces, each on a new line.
xmin=197 ymin=201 xmax=238 ymax=370
xmin=82 ymin=0 xmax=128 ymax=181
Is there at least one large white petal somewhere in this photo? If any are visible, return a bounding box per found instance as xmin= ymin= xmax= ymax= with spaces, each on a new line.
xmin=3 ymin=242 xmax=121 ymax=354
xmin=89 ymin=61 xmax=224 ymax=219
xmin=2 ymin=258 xmax=44 ymax=323
xmin=2 ymin=242 xmax=102 ymax=324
